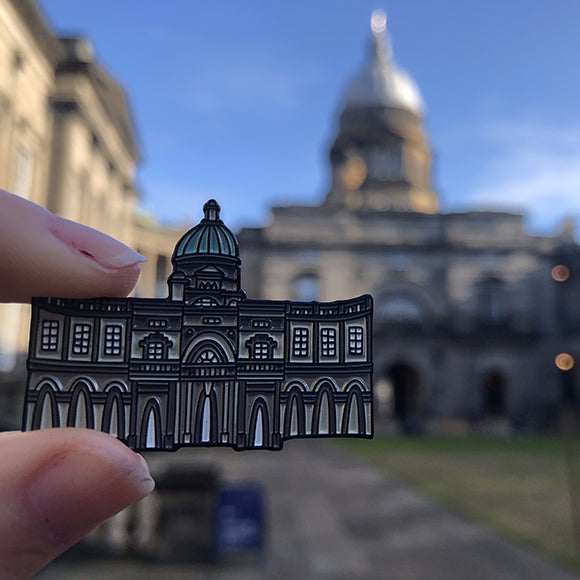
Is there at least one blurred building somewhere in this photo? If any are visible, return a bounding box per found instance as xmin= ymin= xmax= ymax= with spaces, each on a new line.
xmin=238 ymin=12 xmax=580 ymax=433
xmin=1 ymin=2 xmax=578 ymax=434
xmin=0 ymin=0 xmax=179 ymax=420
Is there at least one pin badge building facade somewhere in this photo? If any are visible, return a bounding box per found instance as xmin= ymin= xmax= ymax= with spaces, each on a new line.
xmin=23 ymin=201 xmax=373 ymax=450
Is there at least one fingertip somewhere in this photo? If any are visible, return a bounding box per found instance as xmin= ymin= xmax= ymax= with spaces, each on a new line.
xmin=0 ymin=189 xmax=145 ymax=302
xmin=26 ymin=436 xmax=154 ymax=544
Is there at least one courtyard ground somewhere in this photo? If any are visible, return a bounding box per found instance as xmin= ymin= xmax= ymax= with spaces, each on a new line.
xmin=39 ymin=438 xmax=579 ymax=579
xmin=340 ymin=435 xmax=580 ymax=573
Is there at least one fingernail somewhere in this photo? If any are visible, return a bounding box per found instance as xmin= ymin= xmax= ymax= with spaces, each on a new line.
xmin=27 ymin=444 xmax=155 ymax=545
xmin=47 ymin=213 xmax=146 ymax=270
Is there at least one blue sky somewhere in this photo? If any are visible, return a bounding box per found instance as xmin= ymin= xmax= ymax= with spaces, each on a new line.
xmin=39 ymin=1 xmax=580 ymax=234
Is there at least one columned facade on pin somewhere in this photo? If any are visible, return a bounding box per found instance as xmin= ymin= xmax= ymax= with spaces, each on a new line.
xmin=24 ymin=200 xmax=373 ymax=450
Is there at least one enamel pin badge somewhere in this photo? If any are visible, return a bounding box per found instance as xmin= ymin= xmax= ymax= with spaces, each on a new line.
xmin=23 ymin=200 xmax=373 ymax=451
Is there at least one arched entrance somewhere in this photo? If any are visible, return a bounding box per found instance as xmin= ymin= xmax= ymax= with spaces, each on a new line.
xmin=67 ymin=380 xmax=94 ymax=429
xmin=248 ymin=398 xmax=270 ymax=448
xmin=341 ymin=387 xmax=366 ymax=435
xmin=102 ymin=388 xmax=126 ymax=439
xmin=182 ymin=338 xmax=229 ymax=445
xmin=283 ymin=388 xmax=306 ymax=438
xmin=139 ymin=399 xmax=162 ymax=449
xmin=193 ymin=387 xmax=219 ymax=444
xmin=386 ymin=362 xmax=423 ymax=434
xmin=482 ymin=371 xmax=506 ymax=418
xmin=311 ymin=382 xmax=337 ymax=435
xmin=32 ymin=383 xmax=60 ymax=430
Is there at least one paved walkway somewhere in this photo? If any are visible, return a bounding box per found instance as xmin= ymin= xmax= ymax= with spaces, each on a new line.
xmin=40 ymin=440 xmax=578 ymax=580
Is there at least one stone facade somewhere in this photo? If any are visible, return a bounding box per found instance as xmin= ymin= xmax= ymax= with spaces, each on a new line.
xmin=238 ymin=16 xmax=579 ymax=432
xmin=0 ymin=1 xmax=179 ymax=403
xmin=2 ymin=4 xmax=578 ymax=433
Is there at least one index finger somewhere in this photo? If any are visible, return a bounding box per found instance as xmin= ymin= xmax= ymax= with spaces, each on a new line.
xmin=0 ymin=190 xmax=146 ymax=303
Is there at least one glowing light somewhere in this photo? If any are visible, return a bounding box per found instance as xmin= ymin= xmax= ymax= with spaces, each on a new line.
xmin=371 ymin=9 xmax=387 ymax=35
xmin=555 ymin=353 xmax=574 ymax=371
xmin=551 ymin=264 xmax=570 ymax=282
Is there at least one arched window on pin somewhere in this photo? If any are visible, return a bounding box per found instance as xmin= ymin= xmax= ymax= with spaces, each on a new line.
xmin=196 ymin=349 xmax=220 ymax=364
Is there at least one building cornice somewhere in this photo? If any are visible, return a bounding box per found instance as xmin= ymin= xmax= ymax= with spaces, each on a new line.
xmin=7 ymin=0 xmax=63 ymax=65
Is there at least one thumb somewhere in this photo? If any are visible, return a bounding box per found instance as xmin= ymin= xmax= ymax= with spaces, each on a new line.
xmin=0 ymin=429 xmax=154 ymax=580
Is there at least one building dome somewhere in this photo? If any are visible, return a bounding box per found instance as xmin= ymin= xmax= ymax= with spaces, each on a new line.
xmin=343 ymin=11 xmax=423 ymax=115
xmin=173 ymin=199 xmax=238 ymax=259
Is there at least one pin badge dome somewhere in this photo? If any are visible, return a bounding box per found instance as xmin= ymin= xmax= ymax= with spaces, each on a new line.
xmin=23 ymin=200 xmax=373 ymax=451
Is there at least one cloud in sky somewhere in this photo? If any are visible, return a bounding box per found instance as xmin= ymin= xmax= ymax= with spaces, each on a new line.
xmin=465 ymin=119 xmax=580 ymax=234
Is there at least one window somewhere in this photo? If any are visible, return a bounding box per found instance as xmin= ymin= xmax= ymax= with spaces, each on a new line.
xmin=12 ymin=51 xmax=23 ymax=72
xmin=139 ymin=332 xmax=173 ymax=360
xmin=292 ymin=327 xmax=309 ymax=357
xmin=348 ymin=326 xmax=364 ymax=356
xmin=0 ymin=304 xmax=20 ymax=371
xmin=254 ymin=342 xmax=269 ymax=359
xmin=196 ymin=349 xmax=219 ymax=364
xmin=14 ymin=147 xmax=34 ymax=199
xmin=390 ymin=252 xmax=410 ymax=270
xmin=147 ymin=342 xmax=164 ymax=360
xmin=72 ymin=324 xmax=91 ymax=355
xmin=79 ymin=173 xmax=90 ymax=223
xmin=366 ymin=147 xmax=402 ymax=180
xmin=477 ymin=277 xmax=504 ymax=322
xmin=194 ymin=297 xmax=219 ymax=307
xmin=155 ymin=256 xmax=169 ymax=298
xmin=246 ymin=333 xmax=277 ymax=360
xmin=295 ymin=274 xmax=319 ymax=302
xmin=320 ymin=328 xmax=337 ymax=358
xmin=378 ymin=296 xmax=422 ymax=323
xmin=104 ymin=324 xmax=123 ymax=356
xmin=198 ymin=280 xmax=219 ymax=290
xmin=41 ymin=320 xmax=59 ymax=352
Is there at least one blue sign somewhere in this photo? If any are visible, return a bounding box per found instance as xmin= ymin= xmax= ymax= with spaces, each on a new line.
xmin=213 ymin=484 xmax=266 ymax=555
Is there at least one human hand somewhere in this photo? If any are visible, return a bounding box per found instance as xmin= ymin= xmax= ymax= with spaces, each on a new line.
xmin=0 ymin=189 xmax=154 ymax=579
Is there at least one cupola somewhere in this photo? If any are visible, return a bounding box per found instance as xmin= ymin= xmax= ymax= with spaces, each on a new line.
xmin=173 ymin=199 xmax=238 ymax=260
xmin=169 ymin=200 xmax=244 ymax=305
xmin=342 ymin=10 xmax=423 ymax=116
xmin=324 ymin=10 xmax=437 ymax=214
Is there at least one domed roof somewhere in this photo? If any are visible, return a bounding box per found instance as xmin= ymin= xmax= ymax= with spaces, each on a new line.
xmin=173 ymin=199 xmax=238 ymax=259
xmin=343 ymin=11 xmax=423 ymax=115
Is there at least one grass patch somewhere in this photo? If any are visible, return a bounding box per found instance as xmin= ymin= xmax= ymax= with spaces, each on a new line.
xmin=339 ymin=436 xmax=580 ymax=572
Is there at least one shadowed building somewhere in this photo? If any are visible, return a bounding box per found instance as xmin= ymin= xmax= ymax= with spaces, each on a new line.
xmin=238 ymin=12 xmax=579 ymax=433
xmin=0 ymin=0 xmax=180 ymax=411
xmin=2 ymin=3 xmax=579 ymax=434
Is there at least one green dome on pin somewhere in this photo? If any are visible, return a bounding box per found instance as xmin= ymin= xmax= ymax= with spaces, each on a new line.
xmin=173 ymin=199 xmax=238 ymax=259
